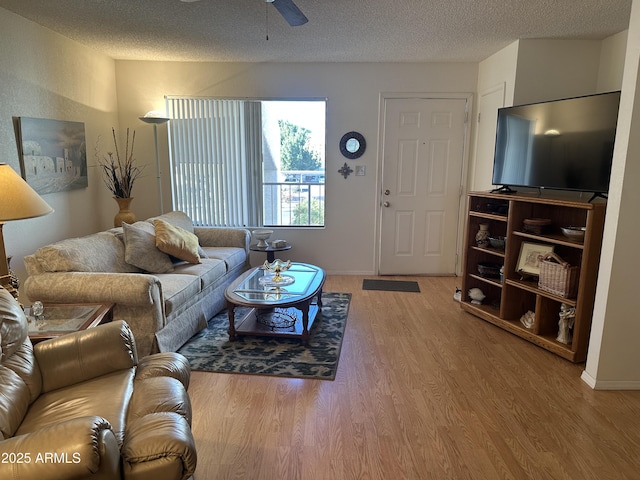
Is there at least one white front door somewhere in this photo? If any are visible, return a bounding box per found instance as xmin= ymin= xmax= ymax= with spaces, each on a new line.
xmin=379 ymin=97 xmax=467 ymax=275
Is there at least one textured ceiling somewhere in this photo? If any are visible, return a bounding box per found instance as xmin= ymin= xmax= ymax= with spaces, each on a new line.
xmin=0 ymin=0 xmax=632 ymax=63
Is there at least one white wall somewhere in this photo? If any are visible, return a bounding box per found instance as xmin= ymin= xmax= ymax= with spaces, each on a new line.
xmin=513 ymin=39 xmax=602 ymax=104
xmin=583 ymin=0 xmax=640 ymax=389
xmin=468 ymin=41 xmax=518 ymax=191
xmin=477 ymin=40 xmax=519 ymax=105
xmin=114 ymin=61 xmax=479 ymax=274
xmin=0 ymin=8 xmax=120 ymax=294
xmin=598 ymin=30 xmax=629 ymax=92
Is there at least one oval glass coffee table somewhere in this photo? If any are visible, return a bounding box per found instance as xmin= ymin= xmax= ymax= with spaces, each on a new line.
xmin=224 ymin=262 xmax=325 ymax=346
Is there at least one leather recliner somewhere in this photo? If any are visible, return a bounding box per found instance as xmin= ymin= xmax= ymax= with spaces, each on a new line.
xmin=0 ymin=287 xmax=197 ymax=479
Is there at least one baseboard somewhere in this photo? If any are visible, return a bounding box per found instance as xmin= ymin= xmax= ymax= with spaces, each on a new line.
xmin=322 ymin=270 xmax=459 ymax=276
xmin=323 ymin=270 xmax=376 ymax=276
xmin=581 ymin=370 xmax=640 ymax=390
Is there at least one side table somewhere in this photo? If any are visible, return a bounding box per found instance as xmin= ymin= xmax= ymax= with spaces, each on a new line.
xmin=250 ymin=243 xmax=292 ymax=263
xmin=26 ymin=303 xmax=115 ymax=343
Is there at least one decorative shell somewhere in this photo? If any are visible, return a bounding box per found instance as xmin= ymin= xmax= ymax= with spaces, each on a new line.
xmin=468 ymin=287 xmax=486 ymax=304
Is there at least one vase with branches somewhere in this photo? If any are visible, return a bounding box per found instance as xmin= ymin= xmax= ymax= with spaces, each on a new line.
xmin=96 ymin=127 xmax=144 ymax=198
xmin=96 ymin=128 xmax=145 ymax=226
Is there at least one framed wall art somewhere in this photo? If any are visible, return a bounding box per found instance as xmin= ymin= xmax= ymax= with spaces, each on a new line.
xmin=516 ymin=241 xmax=555 ymax=277
xmin=17 ymin=117 xmax=88 ymax=195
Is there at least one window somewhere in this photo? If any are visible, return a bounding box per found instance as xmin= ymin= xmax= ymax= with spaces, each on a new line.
xmin=166 ymin=97 xmax=326 ymax=227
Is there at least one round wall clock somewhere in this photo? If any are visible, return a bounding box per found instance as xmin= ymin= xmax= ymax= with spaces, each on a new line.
xmin=339 ymin=131 xmax=366 ymax=159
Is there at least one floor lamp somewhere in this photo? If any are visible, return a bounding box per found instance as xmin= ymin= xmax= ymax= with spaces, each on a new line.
xmin=139 ymin=113 xmax=170 ymax=214
xmin=0 ymin=164 xmax=54 ymax=301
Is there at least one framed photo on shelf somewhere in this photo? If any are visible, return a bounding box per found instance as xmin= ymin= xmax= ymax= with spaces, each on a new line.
xmin=516 ymin=242 xmax=554 ymax=277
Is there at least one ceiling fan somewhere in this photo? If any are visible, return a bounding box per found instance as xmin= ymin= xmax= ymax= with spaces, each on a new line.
xmin=179 ymin=0 xmax=308 ymax=27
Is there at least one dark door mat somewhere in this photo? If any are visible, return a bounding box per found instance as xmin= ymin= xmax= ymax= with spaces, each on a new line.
xmin=362 ymin=279 xmax=421 ymax=293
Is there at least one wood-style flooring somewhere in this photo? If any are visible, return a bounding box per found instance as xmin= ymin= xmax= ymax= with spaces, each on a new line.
xmin=188 ymin=275 xmax=640 ymax=479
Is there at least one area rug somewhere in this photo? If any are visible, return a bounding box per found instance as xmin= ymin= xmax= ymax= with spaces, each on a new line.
xmin=362 ymin=279 xmax=421 ymax=293
xmin=177 ymin=292 xmax=351 ymax=380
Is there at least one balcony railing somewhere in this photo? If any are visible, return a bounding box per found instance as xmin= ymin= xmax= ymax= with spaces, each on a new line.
xmin=263 ymin=182 xmax=325 ymax=226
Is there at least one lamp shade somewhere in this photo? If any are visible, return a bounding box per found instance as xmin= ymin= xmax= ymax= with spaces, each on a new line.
xmin=0 ymin=164 xmax=54 ymax=221
xmin=139 ymin=110 xmax=170 ymax=125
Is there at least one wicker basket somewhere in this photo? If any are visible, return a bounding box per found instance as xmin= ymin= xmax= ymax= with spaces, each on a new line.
xmin=538 ymin=252 xmax=579 ymax=298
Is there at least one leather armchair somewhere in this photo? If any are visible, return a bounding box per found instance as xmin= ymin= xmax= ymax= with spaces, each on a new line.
xmin=0 ymin=287 xmax=197 ymax=479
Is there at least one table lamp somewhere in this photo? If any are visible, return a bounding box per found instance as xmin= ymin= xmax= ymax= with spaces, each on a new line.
xmin=0 ymin=163 xmax=54 ymax=300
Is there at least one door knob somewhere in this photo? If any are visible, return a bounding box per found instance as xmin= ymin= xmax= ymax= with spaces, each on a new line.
xmin=383 ymin=201 xmax=390 ymax=207
xmin=384 ymin=189 xmax=390 ymax=195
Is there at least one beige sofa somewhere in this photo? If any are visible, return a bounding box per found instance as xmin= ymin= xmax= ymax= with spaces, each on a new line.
xmin=0 ymin=287 xmax=197 ymax=480
xmin=23 ymin=211 xmax=250 ymax=357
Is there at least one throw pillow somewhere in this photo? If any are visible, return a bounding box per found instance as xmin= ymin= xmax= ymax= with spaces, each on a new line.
xmin=147 ymin=211 xmax=195 ymax=233
xmin=122 ymin=222 xmax=174 ymax=273
xmin=34 ymin=232 xmax=140 ymax=273
xmin=146 ymin=212 xmax=208 ymax=259
xmin=154 ymin=219 xmax=201 ymax=264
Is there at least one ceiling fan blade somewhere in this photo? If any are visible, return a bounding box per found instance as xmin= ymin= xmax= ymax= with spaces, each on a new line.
xmin=271 ymin=0 xmax=308 ymax=27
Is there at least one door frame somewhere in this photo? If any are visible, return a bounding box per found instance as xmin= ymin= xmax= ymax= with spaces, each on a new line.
xmin=375 ymin=92 xmax=474 ymax=276
xmin=470 ymin=83 xmax=505 ymax=191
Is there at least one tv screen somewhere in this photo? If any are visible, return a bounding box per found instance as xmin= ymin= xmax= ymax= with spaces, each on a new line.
xmin=492 ymin=91 xmax=621 ymax=194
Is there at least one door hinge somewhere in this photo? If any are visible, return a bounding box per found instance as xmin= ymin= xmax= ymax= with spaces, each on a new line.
xmin=477 ymin=112 xmax=481 ymax=123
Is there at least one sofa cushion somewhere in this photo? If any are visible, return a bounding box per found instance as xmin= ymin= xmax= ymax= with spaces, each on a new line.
xmin=121 ymin=412 xmax=196 ymax=475
xmin=154 ymin=219 xmax=201 ymax=264
xmin=127 ymin=377 xmax=192 ymax=425
xmin=171 ymin=259 xmax=227 ymax=290
xmin=135 ymin=353 xmax=191 ymax=389
xmin=34 ymin=232 xmax=140 ymax=273
xmin=202 ymin=246 xmax=247 ymax=272
xmin=122 ymin=222 xmax=174 ymax=273
xmin=1 ymin=289 xmax=42 ymax=401
xmin=0 ymin=289 xmax=41 ymax=439
xmin=15 ymin=369 xmax=135 ymax=445
xmin=0 ymin=288 xmax=28 ymax=362
xmin=0 ymin=367 xmax=30 ymax=440
xmin=35 ymin=320 xmax=138 ymax=393
xmin=154 ymin=274 xmax=201 ymax=316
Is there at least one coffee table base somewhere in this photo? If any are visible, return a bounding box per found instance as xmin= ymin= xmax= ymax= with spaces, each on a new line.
xmin=227 ymin=299 xmax=321 ymax=346
xmin=225 ymin=262 xmax=325 ymax=346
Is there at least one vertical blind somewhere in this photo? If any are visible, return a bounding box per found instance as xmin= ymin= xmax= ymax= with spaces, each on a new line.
xmin=166 ymin=97 xmax=263 ymax=227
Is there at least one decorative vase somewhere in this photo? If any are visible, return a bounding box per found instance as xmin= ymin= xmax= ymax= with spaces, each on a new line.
xmin=114 ymin=197 xmax=136 ymax=227
xmin=475 ymin=223 xmax=490 ymax=247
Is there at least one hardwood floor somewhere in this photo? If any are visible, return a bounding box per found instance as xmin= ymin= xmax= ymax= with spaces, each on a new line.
xmin=188 ymin=275 xmax=640 ymax=479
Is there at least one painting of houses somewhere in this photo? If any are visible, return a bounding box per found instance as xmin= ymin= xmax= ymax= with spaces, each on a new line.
xmin=18 ymin=117 xmax=88 ymax=195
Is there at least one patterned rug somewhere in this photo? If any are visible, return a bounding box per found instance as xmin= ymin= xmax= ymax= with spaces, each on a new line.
xmin=177 ymin=292 xmax=351 ymax=380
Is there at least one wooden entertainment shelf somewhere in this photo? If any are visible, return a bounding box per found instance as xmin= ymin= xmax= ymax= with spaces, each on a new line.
xmin=460 ymin=191 xmax=606 ymax=362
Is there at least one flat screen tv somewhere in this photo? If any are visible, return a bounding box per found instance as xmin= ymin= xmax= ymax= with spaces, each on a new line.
xmin=492 ymin=91 xmax=621 ymax=197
